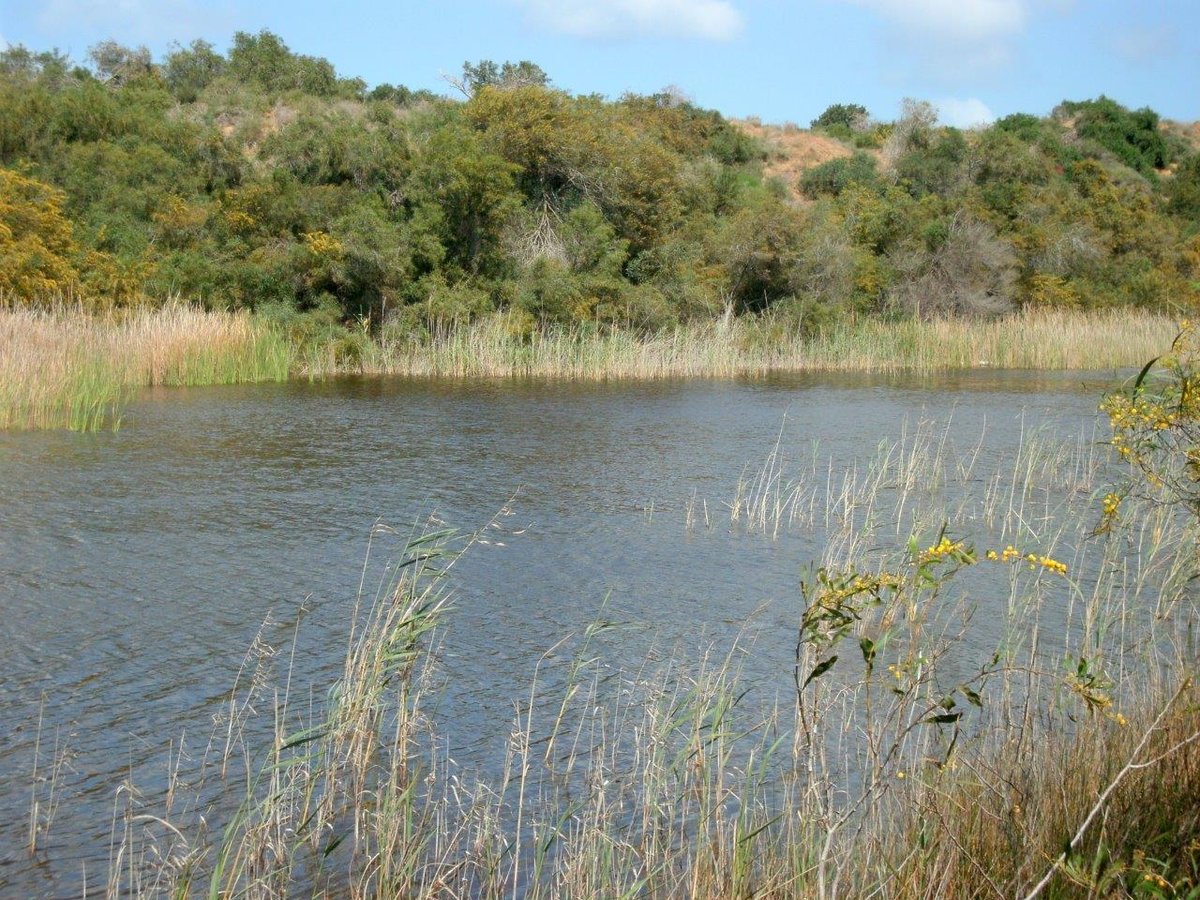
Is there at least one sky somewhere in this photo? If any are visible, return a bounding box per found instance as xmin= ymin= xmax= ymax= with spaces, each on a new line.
xmin=1 ymin=0 xmax=1197 ymax=127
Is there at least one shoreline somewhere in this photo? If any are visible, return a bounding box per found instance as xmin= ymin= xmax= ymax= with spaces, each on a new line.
xmin=0 ymin=305 xmax=1177 ymax=430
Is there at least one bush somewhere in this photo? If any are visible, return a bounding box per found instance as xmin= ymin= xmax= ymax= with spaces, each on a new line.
xmin=799 ymin=152 xmax=880 ymax=199
xmin=1058 ymin=96 xmax=1171 ymax=175
xmin=811 ymin=103 xmax=869 ymax=131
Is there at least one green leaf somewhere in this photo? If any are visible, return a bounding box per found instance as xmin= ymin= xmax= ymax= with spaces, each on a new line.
xmin=1133 ymin=355 xmax=1161 ymax=393
xmin=802 ymin=654 xmax=838 ymax=689
xmin=924 ymin=712 xmax=963 ymax=725
xmin=859 ymin=637 xmax=876 ymax=665
xmin=961 ymin=686 xmax=983 ymax=707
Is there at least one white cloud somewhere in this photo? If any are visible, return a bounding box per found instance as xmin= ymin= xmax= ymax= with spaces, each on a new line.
xmin=844 ymin=0 xmax=1025 ymax=42
xmin=937 ymin=97 xmax=996 ymax=128
xmin=833 ymin=0 xmax=1031 ymax=79
xmin=516 ymin=0 xmax=744 ymax=41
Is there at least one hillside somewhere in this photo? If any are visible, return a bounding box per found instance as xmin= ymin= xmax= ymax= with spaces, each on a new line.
xmin=1 ymin=34 xmax=1198 ymax=341
xmin=731 ymin=119 xmax=854 ymax=199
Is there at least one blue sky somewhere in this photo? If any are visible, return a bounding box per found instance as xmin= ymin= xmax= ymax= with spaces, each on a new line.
xmin=2 ymin=0 xmax=1197 ymax=127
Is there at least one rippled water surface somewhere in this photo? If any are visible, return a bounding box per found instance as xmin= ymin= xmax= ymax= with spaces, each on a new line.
xmin=0 ymin=371 xmax=1122 ymax=895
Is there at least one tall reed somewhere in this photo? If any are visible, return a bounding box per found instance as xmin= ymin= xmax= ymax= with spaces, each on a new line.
xmin=0 ymin=304 xmax=290 ymax=430
xmin=1 ymin=306 xmax=1175 ymax=431
xmin=311 ymin=308 xmax=1175 ymax=379
xmin=74 ymin=418 xmax=1200 ymax=898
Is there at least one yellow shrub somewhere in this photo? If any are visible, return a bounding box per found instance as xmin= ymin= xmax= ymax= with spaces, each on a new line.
xmin=0 ymin=168 xmax=80 ymax=299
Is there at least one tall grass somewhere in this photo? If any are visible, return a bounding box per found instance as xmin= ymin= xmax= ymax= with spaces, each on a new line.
xmin=0 ymin=306 xmax=1176 ymax=430
xmin=64 ymin=419 xmax=1200 ymax=898
xmin=0 ymin=304 xmax=290 ymax=430
xmin=316 ymin=308 xmax=1176 ymax=379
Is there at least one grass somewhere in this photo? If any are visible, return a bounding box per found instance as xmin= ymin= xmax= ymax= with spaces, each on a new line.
xmin=34 ymin=417 xmax=1196 ymax=898
xmin=0 ymin=304 xmax=291 ymax=430
xmin=0 ymin=304 xmax=1177 ymax=430
xmin=329 ymin=307 xmax=1177 ymax=379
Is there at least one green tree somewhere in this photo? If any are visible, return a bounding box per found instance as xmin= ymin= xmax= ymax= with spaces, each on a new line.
xmin=811 ymin=103 xmax=869 ymax=131
xmin=163 ymin=39 xmax=225 ymax=103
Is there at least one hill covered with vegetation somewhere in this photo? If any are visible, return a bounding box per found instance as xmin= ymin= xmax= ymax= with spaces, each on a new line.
xmin=2 ymin=31 xmax=1198 ymax=344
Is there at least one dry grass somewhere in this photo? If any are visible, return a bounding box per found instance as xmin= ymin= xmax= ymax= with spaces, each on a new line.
xmin=1 ymin=306 xmax=1175 ymax=431
xmin=731 ymin=119 xmax=856 ymax=200
xmin=0 ymin=304 xmax=290 ymax=430
xmin=323 ymin=308 xmax=1177 ymax=380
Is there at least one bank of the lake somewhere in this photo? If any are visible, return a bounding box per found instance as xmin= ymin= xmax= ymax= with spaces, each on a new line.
xmin=0 ymin=305 xmax=1179 ymax=431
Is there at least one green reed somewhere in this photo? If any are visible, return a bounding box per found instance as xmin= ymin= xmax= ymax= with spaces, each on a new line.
xmin=0 ymin=304 xmax=291 ymax=431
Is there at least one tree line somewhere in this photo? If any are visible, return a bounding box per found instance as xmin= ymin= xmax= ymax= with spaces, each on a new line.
xmin=2 ymin=31 xmax=1198 ymax=339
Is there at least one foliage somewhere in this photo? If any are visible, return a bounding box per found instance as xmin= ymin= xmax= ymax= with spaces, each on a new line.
xmin=799 ymin=151 xmax=880 ymax=199
xmin=811 ymin=102 xmax=869 ymax=131
xmin=457 ymin=59 xmax=550 ymax=96
xmin=1167 ymin=153 xmax=1200 ymax=221
xmin=1102 ymin=320 xmax=1200 ymax=525
xmin=1058 ymin=96 xmax=1173 ymax=175
xmin=0 ymin=168 xmax=81 ymax=297
xmin=0 ymin=35 xmax=1195 ymax=328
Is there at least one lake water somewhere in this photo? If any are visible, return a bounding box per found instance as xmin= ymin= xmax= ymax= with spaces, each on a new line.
xmin=0 ymin=371 xmax=1124 ymax=895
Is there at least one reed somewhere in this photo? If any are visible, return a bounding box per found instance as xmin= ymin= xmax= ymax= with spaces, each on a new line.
xmin=70 ymin=417 xmax=1200 ymax=898
xmin=0 ymin=304 xmax=290 ymax=430
xmin=309 ymin=308 xmax=1176 ymax=379
xmin=0 ymin=306 xmax=1175 ymax=431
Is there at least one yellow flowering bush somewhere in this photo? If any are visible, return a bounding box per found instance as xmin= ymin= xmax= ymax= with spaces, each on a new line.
xmin=1101 ymin=319 xmax=1200 ymax=528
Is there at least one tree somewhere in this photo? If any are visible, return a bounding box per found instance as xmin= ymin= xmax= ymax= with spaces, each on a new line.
xmin=163 ymin=40 xmax=225 ymax=103
xmin=811 ymin=103 xmax=869 ymax=131
xmin=88 ymin=40 xmax=153 ymax=86
xmin=226 ymin=30 xmax=346 ymax=97
xmin=0 ymin=168 xmax=79 ymax=297
xmin=889 ymin=213 xmax=1018 ymax=318
xmin=451 ymin=59 xmax=549 ymax=97
xmin=1057 ymin=96 xmax=1171 ymax=175
xmin=800 ymin=152 xmax=880 ymax=199
xmin=881 ymin=98 xmax=938 ymax=171
xmin=1167 ymin=154 xmax=1200 ymax=221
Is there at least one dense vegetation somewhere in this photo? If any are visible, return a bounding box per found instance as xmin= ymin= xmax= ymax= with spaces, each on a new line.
xmin=2 ymin=32 xmax=1198 ymax=346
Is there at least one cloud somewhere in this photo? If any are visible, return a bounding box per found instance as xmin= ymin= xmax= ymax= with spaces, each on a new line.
xmin=846 ymin=0 xmax=1025 ymax=42
xmin=937 ymin=97 xmax=996 ymax=128
xmin=37 ymin=0 xmax=235 ymax=43
xmin=833 ymin=0 xmax=1030 ymax=78
xmin=516 ymin=0 xmax=744 ymax=41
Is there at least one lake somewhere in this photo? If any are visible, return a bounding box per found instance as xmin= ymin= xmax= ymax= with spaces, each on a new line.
xmin=0 ymin=370 xmax=1124 ymax=895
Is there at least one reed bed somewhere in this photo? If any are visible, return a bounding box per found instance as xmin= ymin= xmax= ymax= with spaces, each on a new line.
xmin=0 ymin=304 xmax=290 ymax=430
xmin=50 ymin=417 xmax=1198 ymax=899
xmin=327 ymin=308 xmax=1176 ymax=379
xmin=0 ymin=306 xmax=1175 ymax=430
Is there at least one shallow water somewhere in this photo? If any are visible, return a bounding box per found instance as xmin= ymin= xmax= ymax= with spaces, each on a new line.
xmin=0 ymin=369 xmax=1122 ymax=894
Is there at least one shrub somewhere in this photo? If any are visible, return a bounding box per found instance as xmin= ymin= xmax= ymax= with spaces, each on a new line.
xmin=799 ymin=152 xmax=880 ymax=199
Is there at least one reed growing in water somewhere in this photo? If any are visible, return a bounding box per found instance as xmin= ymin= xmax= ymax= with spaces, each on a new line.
xmin=341 ymin=307 xmax=1176 ymax=379
xmin=51 ymin=399 xmax=1197 ymax=898
xmin=0 ymin=304 xmax=1177 ymax=430
xmin=0 ymin=304 xmax=290 ymax=430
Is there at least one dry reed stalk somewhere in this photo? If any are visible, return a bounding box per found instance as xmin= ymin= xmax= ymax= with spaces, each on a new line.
xmin=77 ymin=416 xmax=1200 ymax=898
xmin=307 ymin=308 xmax=1177 ymax=380
xmin=0 ymin=304 xmax=289 ymax=430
